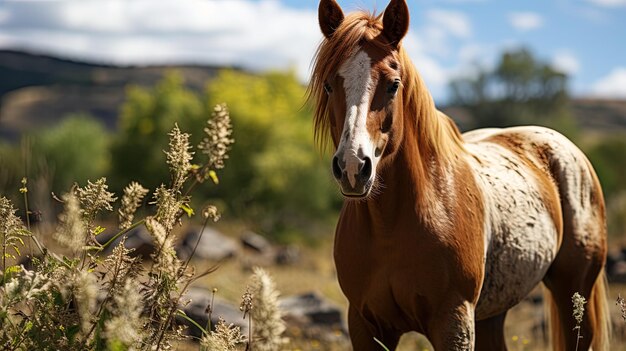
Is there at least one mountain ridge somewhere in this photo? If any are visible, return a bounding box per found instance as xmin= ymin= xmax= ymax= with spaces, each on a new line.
xmin=1 ymin=49 xmax=625 ymax=140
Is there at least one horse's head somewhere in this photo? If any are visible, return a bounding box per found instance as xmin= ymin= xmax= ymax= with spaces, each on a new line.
xmin=314 ymin=0 xmax=410 ymax=198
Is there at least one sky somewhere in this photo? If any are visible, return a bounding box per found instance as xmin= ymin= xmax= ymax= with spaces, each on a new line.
xmin=0 ymin=0 xmax=625 ymax=102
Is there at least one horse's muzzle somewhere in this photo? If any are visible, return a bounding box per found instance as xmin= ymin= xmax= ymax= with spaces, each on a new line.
xmin=332 ymin=155 xmax=373 ymax=197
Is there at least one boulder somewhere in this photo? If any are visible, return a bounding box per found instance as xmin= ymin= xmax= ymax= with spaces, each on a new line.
xmin=274 ymin=245 xmax=301 ymax=266
xmin=240 ymin=231 xmax=272 ymax=254
xmin=180 ymin=287 xmax=248 ymax=338
xmin=97 ymin=225 xmax=156 ymax=258
xmin=609 ymin=260 xmax=626 ymax=283
xmin=279 ymin=292 xmax=347 ymax=342
xmin=179 ymin=226 xmax=238 ymax=261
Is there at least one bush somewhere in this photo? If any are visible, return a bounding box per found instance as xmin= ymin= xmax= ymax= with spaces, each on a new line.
xmin=30 ymin=114 xmax=111 ymax=194
xmin=114 ymin=70 xmax=339 ymax=242
xmin=0 ymin=105 xmax=287 ymax=350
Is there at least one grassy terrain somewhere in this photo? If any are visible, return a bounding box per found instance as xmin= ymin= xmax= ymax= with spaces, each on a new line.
xmin=184 ymin=223 xmax=626 ymax=350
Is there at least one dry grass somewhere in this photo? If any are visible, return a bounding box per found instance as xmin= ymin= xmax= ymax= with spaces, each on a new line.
xmin=190 ymin=228 xmax=626 ymax=350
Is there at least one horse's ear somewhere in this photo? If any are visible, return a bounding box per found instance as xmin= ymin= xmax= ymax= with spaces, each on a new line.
xmin=319 ymin=0 xmax=344 ymax=38
xmin=382 ymin=0 xmax=410 ymax=47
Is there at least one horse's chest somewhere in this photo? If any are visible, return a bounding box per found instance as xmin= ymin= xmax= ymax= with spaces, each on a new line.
xmin=334 ymin=231 xmax=437 ymax=331
xmin=345 ymin=266 xmax=427 ymax=331
xmin=470 ymin=145 xmax=559 ymax=319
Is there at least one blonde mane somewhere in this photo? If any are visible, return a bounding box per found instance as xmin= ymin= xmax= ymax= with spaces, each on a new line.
xmin=308 ymin=11 xmax=465 ymax=165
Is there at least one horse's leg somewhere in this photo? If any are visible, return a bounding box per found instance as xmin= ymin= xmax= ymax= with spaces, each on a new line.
xmin=347 ymin=306 xmax=401 ymax=351
xmin=475 ymin=312 xmax=507 ymax=351
xmin=543 ymin=267 xmax=599 ymax=350
xmin=428 ymin=300 xmax=475 ymax=351
xmin=541 ymin=156 xmax=610 ymax=351
xmin=543 ymin=250 xmax=607 ymax=351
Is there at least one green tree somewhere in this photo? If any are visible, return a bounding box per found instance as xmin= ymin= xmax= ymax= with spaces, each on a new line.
xmin=0 ymin=141 xmax=23 ymax=203
xmin=31 ymin=114 xmax=111 ymax=193
xmin=112 ymin=71 xmax=205 ymax=191
xmin=206 ymin=70 xmax=339 ymax=241
xmin=114 ymin=70 xmax=339 ymax=242
xmin=586 ymin=135 xmax=626 ymax=197
xmin=450 ymin=48 xmax=577 ymax=138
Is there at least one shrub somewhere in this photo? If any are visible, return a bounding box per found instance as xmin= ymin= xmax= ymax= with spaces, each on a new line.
xmin=0 ymin=104 xmax=286 ymax=350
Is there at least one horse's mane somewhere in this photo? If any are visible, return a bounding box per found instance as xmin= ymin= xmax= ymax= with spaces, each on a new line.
xmin=308 ymin=11 xmax=465 ymax=166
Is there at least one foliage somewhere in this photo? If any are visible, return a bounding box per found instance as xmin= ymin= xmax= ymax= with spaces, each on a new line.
xmin=585 ymin=134 xmax=626 ymax=237
xmin=205 ymin=70 xmax=340 ymax=242
xmin=0 ymin=106 xmax=287 ymax=350
xmin=0 ymin=142 xmax=23 ymax=202
xmin=586 ymin=135 xmax=626 ymax=197
xmin=0 ymin=114 xmax=110 ymax=208
xmin=449 ymin=48 xmax=578 ymax=138
xmin=30 ymin=114 xmax=112 ymax=193
xmin=112 ymin=72 xmax=205 ymax=192
xmin=113 ymin=69 xmax=339 ymax=242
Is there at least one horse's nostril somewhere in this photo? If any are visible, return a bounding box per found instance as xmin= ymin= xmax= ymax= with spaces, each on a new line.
xmin=360 ymin=157 xmax=372 ymax=179
xmin=332 ymin=156 xmax=343 ymax=180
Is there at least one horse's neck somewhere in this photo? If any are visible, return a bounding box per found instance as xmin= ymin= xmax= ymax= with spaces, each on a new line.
xmin=362 ymin=110 xmax=461 ymax=231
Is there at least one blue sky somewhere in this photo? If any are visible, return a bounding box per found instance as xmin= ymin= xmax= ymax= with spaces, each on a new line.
xmin=0 ymin=0 xmax=625 ymax=102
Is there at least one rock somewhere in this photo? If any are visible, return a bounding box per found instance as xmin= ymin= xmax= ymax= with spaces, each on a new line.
xmin=97 ymin=225 xmax=156 ymax=258
xmin=240 ymin=231 xmax=271 ymax=254
xmin=279 ymin=292 xmax=347 ymax=342
xmin=274 ymin=245 xmax=301 ymax=266
xmin=179 ymin=226 xmax=238 ymax=261
xmin=609 ymin=260 xmax=626 ymax=283
xmin=180 ymin=287 xmax=248 ymax=338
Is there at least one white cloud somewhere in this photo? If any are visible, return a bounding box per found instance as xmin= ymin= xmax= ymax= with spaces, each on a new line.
xmin=403 ymin=32 xmax=450 ymax=99
xmin=585 ymin=0 xmax=626 ymax=7
xmin=508 ymin=12 xmax=544 ymax=31
xmin=0 ymin=0 xmax=321 ymax=81
xmin=0 ymin=8 xmax=9 ymax=24
xmin=0 ymin=0 xmax=469 ymax=101
xmin=551 ymin=50 xmax=580 ymax=75
xmin=416 ymin=9 xmax=473 ymax=60
xmin=426 ymin=9 xmax=472 ymax=38
xmin=591 ymin=68 xmax=626 ymax=98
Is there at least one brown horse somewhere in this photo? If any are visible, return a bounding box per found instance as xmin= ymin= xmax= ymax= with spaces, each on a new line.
xmin=310 ymin=0 xmax=610 ymax=350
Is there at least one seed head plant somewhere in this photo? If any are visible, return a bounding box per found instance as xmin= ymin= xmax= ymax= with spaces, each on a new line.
xmin=0 ymin=103 xmax=287 ymax=350
xmin=572 ymin=292 xmax=587 ymax=351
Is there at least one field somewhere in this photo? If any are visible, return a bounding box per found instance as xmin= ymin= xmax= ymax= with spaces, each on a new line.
xmin=178 ymin=224 xmax=626 ymax=351
xmin=2 ymin=51 xmax=626 ymax=351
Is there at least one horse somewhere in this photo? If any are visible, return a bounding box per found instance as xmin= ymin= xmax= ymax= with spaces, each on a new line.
xmin=309 ymin=0 xmax=610 ymax=350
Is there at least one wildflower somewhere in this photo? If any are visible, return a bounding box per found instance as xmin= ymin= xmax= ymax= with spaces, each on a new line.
xmin=249 ymin=267 xmax=287 ymax=350
xmin=240 ymin=286 xmax=253 ymax=320
xmin=617 ymin=294 xmax=626 ymax=321
xmin=145 ymin=216 xmax=179 ymax=276
xmin=76 ymin=178 xmax=117 ymax=224
xmin=0 ymin=196 xmax=23 ymax=238
xmin=74 ymin=270 xmax=98 ymax=334
xmin=198 ymin=103 xmax=234 ymax=171
xmin=118 ymin=181 xmax=149 ymax=230
xmin=202 ymin=205 xmax=221 ymax=222
xmin=165 ymin=123 xmax=194 ymax=191
xmin=105 ymin=278 xmax=144 ymax=348
xmin=200 ymin=317 xmax=245 ymax=351
xmin=104 ymin=238 xmax=140 ymax=280
xmin=572 ymin=292 xmax=586 ymax=326
xmin=55 ymin=192 xmax=86 ymax=253
xmin=151 ymin=185 xmax=180 ymax=235
xmin=4 ymin=266 xmax=52 ymax=301
xmin=0 ymin=196 xmax=26 ymax=263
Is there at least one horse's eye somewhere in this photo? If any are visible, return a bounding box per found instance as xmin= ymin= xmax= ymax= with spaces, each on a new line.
xmin=387 ymin=79 xmax=401 ymax=95
xmin=324 ymin=82 xmax=333 ymax=95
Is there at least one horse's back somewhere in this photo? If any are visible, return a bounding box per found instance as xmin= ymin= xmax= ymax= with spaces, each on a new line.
xmin=462 ymin=125 xmax=606 ymax=321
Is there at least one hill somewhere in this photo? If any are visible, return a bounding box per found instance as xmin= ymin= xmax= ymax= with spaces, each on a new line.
xmin=0 ymin=50 xmax=227 ymax=139
xmin=1 ymin=50 xmax=626 ymax=140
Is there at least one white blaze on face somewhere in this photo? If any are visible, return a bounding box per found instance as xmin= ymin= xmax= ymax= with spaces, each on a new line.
xmin=335 ymin=49 xmax=377 ymax=188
